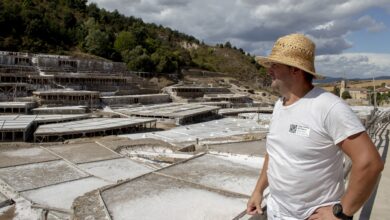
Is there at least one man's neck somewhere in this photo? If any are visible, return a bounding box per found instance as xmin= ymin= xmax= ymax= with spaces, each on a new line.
xmin=282 ymin=84 xmax=314 ymax=106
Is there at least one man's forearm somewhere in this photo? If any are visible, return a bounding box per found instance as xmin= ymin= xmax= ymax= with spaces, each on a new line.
xmin=253 ymin=153 xmax=269 ymax=195
xmin=341 ymin=161 xmax=383 ymax=215
xmin=339 ymin=132 xmax=384 ymax=216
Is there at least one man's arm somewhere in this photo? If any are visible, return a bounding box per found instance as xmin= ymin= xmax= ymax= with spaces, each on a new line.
xmin=309 ymin=131 xmax=384 ymax=219
xmin=339 ymin=131 xmax=384 ymax=215
xmin=247 ymin=153 xmax=269 ymax=215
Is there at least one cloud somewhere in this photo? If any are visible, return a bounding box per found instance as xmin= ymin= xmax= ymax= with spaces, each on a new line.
xmin=310 ymin=36 xmax=353 ymax=55
xmin=88 ymin=0 xmax=389 ymax=55
xmin=357 ymin=16 xmax=386 ymax=32
xmin=87 ymin=0 xmax=390 ymax=78
xmin=316 ymin=53 xmax=390 ymax=78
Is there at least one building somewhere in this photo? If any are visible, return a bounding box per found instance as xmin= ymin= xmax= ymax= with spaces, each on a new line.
xmin=345 ymin=88 xmax=370 ymax=106
xmin=32 ymin=90 xmax=100 ymax=107
xmin=0 ymin=102 xmax=37 ymax=114
xmin=165 ymin=85 xmax=230 ymax=98
xmin=101 ymin=94 xmax=171 ymax=106
xmin=114 ymin=103 xmax=221 ymax=125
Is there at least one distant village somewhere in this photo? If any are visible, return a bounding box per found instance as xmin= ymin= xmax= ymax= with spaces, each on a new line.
xmin=321 ymin=78 xmax=390 ymax=107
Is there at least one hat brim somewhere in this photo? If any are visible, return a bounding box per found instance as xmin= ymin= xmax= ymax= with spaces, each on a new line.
xmin=255 ymin=56 xmax=325 ymax=80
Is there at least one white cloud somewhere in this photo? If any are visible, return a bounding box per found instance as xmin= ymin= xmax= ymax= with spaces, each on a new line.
xmin=87 ymin=0 xmax=390 ymax=78
xmin=88 ymin=0 xmax=389 ymax=54
xmin=316 ymin=53 xmax=390 ymax=78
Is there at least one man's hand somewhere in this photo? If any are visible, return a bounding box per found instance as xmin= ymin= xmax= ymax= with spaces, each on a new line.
xmin=307 ymin=206 xmax=339 ymax=220
xmin=246 ymin=192 xmax=263 ymax=215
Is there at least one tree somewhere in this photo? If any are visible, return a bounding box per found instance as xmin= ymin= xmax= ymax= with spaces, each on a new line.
xmin=224 ymin=41 xmax=232 ymax=48
xmin=114 ymin=31 xmax=137 ymax=52
xmin=127 ymin=54 xmax=154 ymax=72
xmin=144 ymin=37 xmax=160 ymax=54
xmin=120 ymin=46 xmax=154 ymax=72
xmin=121 ymin=45 xmax=145 ymax=63
xmin=84 ymin=29 xmax=110 ymax=56
xmin=151 ymin=48 xmax=178 ymax=73
xmin=341 ymin=90 xmax=351 ymax=99
xmin=65 ymin=0 xmax=87 ymax=11
xmin=82 ymin=18 xmax=111 ymax=56
xmin=64 ymin=11 xmax=77 ymax=28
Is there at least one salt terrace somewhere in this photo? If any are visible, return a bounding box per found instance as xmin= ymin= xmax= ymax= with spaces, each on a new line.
xmin=218 ymin=107 xmax=273 ymax=116
xmin=121 ymin=117 xmax=267 ymax=144
xmin=0 ymin=114 xmax=90 ymax=141
xmin=114 ymin=103 xmax=221 ymax=125
xmin=32 ymin=106 xmax=87 ymax=114
xmin=34 ymin=117 xmax=157 ymax=142
xmin=0 ymin=101 xmax=37 ymax=114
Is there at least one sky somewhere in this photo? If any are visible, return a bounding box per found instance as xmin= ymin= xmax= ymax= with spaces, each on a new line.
xmin=88 ymin=0 xmax=390 ymax=79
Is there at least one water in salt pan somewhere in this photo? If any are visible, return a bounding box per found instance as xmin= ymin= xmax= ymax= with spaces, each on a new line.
xmin=109 ymin=188 xmax=247 ymax=220
xmin=21 ymin=177 xmax=109 ymax=210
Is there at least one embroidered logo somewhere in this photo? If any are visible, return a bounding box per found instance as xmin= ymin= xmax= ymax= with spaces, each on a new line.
xmin=289 ymin=124 xmax=310 ymax=137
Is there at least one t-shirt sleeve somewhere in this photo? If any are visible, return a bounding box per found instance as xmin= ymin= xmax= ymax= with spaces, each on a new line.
xmin=324 ymin=101 xmax=366 ymax=145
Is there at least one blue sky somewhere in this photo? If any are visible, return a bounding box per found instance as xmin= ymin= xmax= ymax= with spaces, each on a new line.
xmin=346 ymin=7 xmax=390 ymax=53
xmin=89 ymin=0 xmax=390 ymax=79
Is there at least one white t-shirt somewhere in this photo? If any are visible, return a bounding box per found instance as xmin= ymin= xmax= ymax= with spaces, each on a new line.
xmin=266 ymin=87 xmax=365 ymax=219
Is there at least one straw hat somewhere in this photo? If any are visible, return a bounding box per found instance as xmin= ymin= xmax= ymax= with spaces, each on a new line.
xmin=256 ymin=33 xmax=324 ymax=79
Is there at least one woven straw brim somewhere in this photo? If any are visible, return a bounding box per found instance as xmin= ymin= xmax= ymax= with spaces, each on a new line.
xmin=255 ymin=56 xmax=325 ymax=80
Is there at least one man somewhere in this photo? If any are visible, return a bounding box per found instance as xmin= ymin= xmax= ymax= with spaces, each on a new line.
xmin=246 ymin=33 xmax=384 ymax=220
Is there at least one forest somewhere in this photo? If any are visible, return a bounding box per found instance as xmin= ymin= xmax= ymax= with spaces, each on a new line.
xmin=0 ymin=0 xmax=265 ymax=79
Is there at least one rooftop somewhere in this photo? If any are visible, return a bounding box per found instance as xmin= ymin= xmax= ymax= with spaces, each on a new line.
xmin=114 ymin=103 xmax=220 ymax=119
xmin=121 ymin=117 xmax=267 ymax=144
xmin=32 ymin=90 xmax=99 ymax=95
xmin=35 ymin=117 xmax=156 ymax=136
xmin=0 ymin=102 xmax=36 ymax=108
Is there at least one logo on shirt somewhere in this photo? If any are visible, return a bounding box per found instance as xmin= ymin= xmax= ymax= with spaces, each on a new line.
xmin=289 ymin=124 xmax=310 ymax=137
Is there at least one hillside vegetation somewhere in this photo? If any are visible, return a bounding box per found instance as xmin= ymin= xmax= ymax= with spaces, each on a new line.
xmin=0 ymin=0 xmax=267 ymax=86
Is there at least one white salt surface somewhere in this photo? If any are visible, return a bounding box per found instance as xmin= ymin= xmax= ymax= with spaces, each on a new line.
xmin=120 ymin=146 xmax=192 ymax=159
xmin=0 ymin=192 xmax=6 ymax=201
xmin=121 ymin=118 xmax=265 ymax=143
xmin=351 ymin=106 xmax=374 ymax=117
xmin=110 ymin=188 xmax=247 ymax=220
xmin=195 ymin=155 xmax=261 ymax=195
xmin=78 ymin=158 xmax=153 ymax=182
xmin=13 ymin=198 xmax=40 ymax=220
xmin=0 ymin=147 xmax=58 ymax=168
xmin=203 ymin=174 xmax=254 ymax=196
xmin=0 ymin=160 xmax=88 ymax=191
xmin=123 ymin=156 xmax=171 ymax=169
xmin=127 ymin=151 xmax=192 ymax=159
xmin=102 ymin=106 xmax=114 ymax=112
xmin=0 ymin=178 xmax=40 ymax=220
xmin=21 ymin=177 xmax=110 ymax=210
xmin=159 ymin=154 xmax=263 ymax=196
xmin=3 ymin=148 xmax=47 ymax=157
xmin=209 ymin=151 xmax=264 ymax=169
xmin=239 ymin=113 xmax=272 ymax=122
xmin=379 ymin=107 xmax=390 ymax=112
xmin=122 ymin=146 xmax=173 ymax=154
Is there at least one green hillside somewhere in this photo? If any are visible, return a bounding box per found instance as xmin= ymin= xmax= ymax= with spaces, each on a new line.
xmin=0 ymin=0 xmax=267 ymax=85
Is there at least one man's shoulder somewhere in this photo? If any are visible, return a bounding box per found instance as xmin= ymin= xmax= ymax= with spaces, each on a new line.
xmin=306 ymin=87 xmax=347 ymax=117
xmin=310 ymin=87 xmax=343 ymax=104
